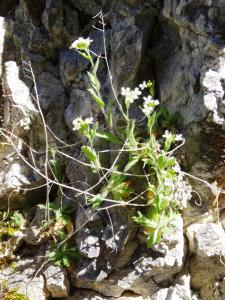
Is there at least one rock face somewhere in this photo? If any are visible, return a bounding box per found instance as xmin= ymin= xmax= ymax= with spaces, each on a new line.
xmin=0 ymin=0 xmax=225 ymax=299
xmin=44 ymin=264 xmax=70 ymax=298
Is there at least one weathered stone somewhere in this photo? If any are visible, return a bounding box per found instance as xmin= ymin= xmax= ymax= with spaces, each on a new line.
xmin=23 ymin=0 xmax=45 ymax=26
xmin=64 ymin=88 xmax=93 ymax=132
xmin=190 ymin=256 xmax=225 ymax=300
xmin=0 ymin=61 xmax=44 ymax=208
xmin=186 ymin=223 xmax=225 ymax=257
xmin=0 ymin=260 xmax=47 ymax=300
xmin=1 ymin=0 xmax=225 ymax=298
xmin=42 ymin=0 xmax=79 ymax=48
xmin=69 ymin=289 xmax=147 ymax=300
xmin=23 ymin=207 xmax=48 ymax=245
xmin=72 ymin=215 xmax=185 ymax=297
xmin=110 ymin=17 xmax=143 ymax=91
xmin=44 ymin=264 xmax=70 ymax=298
xmin=29 ymin=26 xmax=57 ymax=59
xmin=70 ymin=0 xmax=101 ymax=16
xmin=36 ymin=72 xmax=68 ymax=139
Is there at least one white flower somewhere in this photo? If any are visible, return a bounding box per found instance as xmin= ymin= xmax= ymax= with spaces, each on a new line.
xmin=84 ymin=117 xmax=94 ymax=125
xmin=143 ymin=95 xmax=152 ymax=102
xmin=72 ymin=117 xmax=93 ymax=131
xmin=175 ymin=134 xmax=183 ymax=141
xmin=139 ymin=81 xmax=147 ymax=90
xmin=142 ymin=106 xmax=154 ymax=116
xmin=173 ymin=165 xmax=181 ymax=173
xmin=70 ymin=37 xmax=93 ymax=50
xmin=121 ymin=87 xmax=131 ymax=96
xmin=20 ymin=116 xmax=31 ymax=130
xmin=141 ymin=96 xmax=159 ymax=116
xmin=162 ymin=130 xmax=173 ymax=139
xmin=164 ymin=178 xmax=174 ymax=187
xmin=72 ymin=117 xmax=83 ymax=131
xmin=121 ymin=86 xmax=142 ymax=105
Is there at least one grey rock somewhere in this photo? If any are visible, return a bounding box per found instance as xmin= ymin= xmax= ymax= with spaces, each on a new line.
xmin=110 ymin=17 xmax=143 ymax=91
xmin=23 ymin=207 xmax=47 ymax=245
xmin=186 ymin=223 xmax=225 ymax=257
xmin=64 ymin=88 xmax=93 ymax=131
xmin=69 ymin=290 xmax=147 ymax=300
xmin=0 ymin=260 xmax=47 ymax=300
xmin=36 ymin=72 xmax=68 ymax=139
xmin=44 ymin=264 xmax=70 ymax=298
xmin=29 ymin=26 xmax=57 ymax=59
xmin=0 ymin=61 xmax=44 ymax=208
xmin=60 ymin=50 xmax=89 ymax=87
xmin=190 ymin=255 xmax=225 ymax=300
xmin=36 ymin=72 xmax=67 ymax=111
xmin=42 ymin=0 xmax=79 ymax=48
xmin=79 ymin=232 xmax=101 ymax=258
xmin=72 ymin=215 xmax=185 ymax=297
xmin=70 ymin=0 xmax=102 ymax=16
xmin=23 ymin=0 xmax=45 ymax=26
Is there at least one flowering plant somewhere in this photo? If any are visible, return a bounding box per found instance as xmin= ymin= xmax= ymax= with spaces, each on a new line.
xmin=71 ymin=37 xmax=187 ymax=247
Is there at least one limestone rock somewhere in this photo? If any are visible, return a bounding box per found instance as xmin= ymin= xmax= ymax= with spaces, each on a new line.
xmin=110 ymin=17 xmax=143 ymax=91
xmin=72 ymin=215 xmax=186 ymax=298
xmin=36 ymin=72 xmax=67 ymax=139
xmin=42 ymin=0 xmax=79 ymax=48
xmin=0 ymin=260 xmax=47 ymax=300
xmin=190 ymin=256 xmax=225 ymax=300
xmin=64 ymin=88 xmax=93 ymax=132
xmin=23 ymin=207 xmax=48 ymax=245
xmin=44 ymin=264 xmax=70 ymax=298
xmin=69 ymin=0 xmax=102 ymax=16
xmin=69 ymin=289 xmax=147 ymax=300
xmin=23 ymin=0 xmax=45 ymax=26
xmin=186 ymin=223 xmax=225 ymax=257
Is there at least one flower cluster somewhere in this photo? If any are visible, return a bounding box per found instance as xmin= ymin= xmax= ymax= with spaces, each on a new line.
xmin=139 ymin=81 xmax=147 ymax=90
xmin=142 ymin=96 xmax=159 ymax=117
xmin=121 ymin=87 xmax=142 ymax=107
xmin=162 ymin=130 xmax=183 ymax=142
xmin=70 ymin=37 xmax=93 ymax=51
xmin=72 ymin=117 xmax=93 ymax=131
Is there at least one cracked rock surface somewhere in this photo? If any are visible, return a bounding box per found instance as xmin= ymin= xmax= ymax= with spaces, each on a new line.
xmin=0 ymin=0 xmax=225 ymax=299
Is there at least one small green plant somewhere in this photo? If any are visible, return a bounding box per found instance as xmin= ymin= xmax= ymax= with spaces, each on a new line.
xmin=70 ymin=37 xmax=186 ymax=247
xmin=0 ymin=281 xmax=28 ymax=300
xmin=46 ymin=244 xmax=80 ymax=268
xmin=38 ymin=201 xmax=79 ymax=267
xmin=0 ymin=211 xmax=25 ymax=269
xmin=10 ymin=211 xmax=26 ymax=228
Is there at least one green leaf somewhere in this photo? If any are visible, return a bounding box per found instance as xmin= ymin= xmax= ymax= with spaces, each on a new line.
xmin=82 ymin=145 xmax=97 ymax=162
xmin=126 ymin=120 xmax=138 ymax=149
xmin=10 ymin=211 xmax=25 ymax=227
xmin=96 ymin=131 xmax=121 ymax=144
xmin=77 ymin=50 xmax=92 ymax=61
xmin=92 ymin=56 xmax=100 ymax=75
xmin=87 ymin=71 xmax=100 ymax=91
xmin=63 ymin=256 xmax=71 ymax=267
xmin=150 ymin=80 xmax=155 ymax=97
xmin=147 ymin=111 xmax=156 ymax=133
xmin=87 ymin=88 xmax=105 ymax=107
xmin=48 ymin=146 xmax=56 ymax=161
xmin=124 ymin=157 xmax=139 ymax=172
